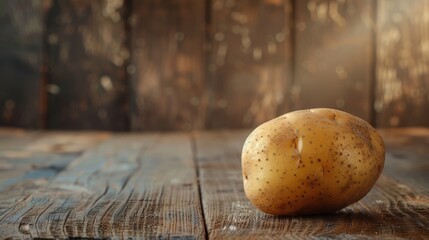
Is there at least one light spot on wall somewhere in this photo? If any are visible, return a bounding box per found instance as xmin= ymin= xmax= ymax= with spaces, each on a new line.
xmin=389 ymin=116 xmax=400 ymax=126
xmin=175 ymin=32 xmax=185 ymax=41
xmin=335 ymin=66 xmax=348 ymax=80
xmin=48 ymin=34 xmax=58 ymax=44
xmin=47 ymin=84 xmax=61 ymax=95
xmin=253 ymin=48 xmax=262 ymax=61
xmin=100 ymin=76 xmax=113 ymax=92
xmin=275 ymin=32 xmax=285 ymax=42
xmin=215 ymin=32 xmax=225 ymax=41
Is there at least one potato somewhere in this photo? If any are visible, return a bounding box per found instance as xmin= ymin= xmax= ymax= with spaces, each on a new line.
xmin=242 ymin=108 xmax=385 ymax=215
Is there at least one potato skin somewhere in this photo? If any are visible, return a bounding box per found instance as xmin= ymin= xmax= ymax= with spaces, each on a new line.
xmin=242 ymin=108 xmax=385 ymax=216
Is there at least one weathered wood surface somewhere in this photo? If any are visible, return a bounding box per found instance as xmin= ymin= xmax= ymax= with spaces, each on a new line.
xmin=376 ymin=0 xmax=429 ymax=127
xmin=207 ymin=0 xmax=293 ymax=129
xmin=380 ymin=128 xmax=429 ymax=188
xmin=0 ymin=0 xmax=45 ymax=128
xmin=0 ymin=129 xmax=428 ymax=239
xmin=45 ymin=0 xmax=129 ymax=130
xmin=0 ymin=132 xmax=205 ymax=239
xmin=293 ymin=0 xmax=375 ymax=123
xmin=130 ymin=0 xmax=206 ymax=131
xmin=0 ymin=129 xmax=109 ymax=236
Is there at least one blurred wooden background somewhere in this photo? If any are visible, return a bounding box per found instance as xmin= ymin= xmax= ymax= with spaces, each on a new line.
xmin=0 ymin=0 xmax=428 ymax=131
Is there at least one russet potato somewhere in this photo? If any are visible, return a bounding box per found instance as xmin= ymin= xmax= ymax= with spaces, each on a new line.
xmin=242 ymin=108 xmax=385 ymax=215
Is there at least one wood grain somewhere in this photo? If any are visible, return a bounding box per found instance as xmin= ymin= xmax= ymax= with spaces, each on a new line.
xmin=2 ymin=0 xmax=429 ymax=131
xmin=0 ymin=0 xmax=44 ymax=128
xmin=376 ymin=0 xmax=429 ymax=127
xmin=0 ymin=133 xmax=205 ymax=239
xmin=45 ymin=0 xmax=129 ymax=131
xmin=0 ymin=131 xmax=108 ymax=237
xmin=130 ymin=0 xmax=206 ymax=131
xmin=293 ymin=0 xmax=375 ymax=122
xmin=194 ymin=130 xmax=429 ymax=239
xmin=206 ymin=0 xmax=293 ymax=129
xmin=0 ymin=130 xmax=44 ymax=215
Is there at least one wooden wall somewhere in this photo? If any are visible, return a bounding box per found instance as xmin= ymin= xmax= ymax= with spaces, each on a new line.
xmin=0 ymin=0 xmax=428 ymax=131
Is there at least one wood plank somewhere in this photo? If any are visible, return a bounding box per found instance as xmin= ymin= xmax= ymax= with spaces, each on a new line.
xmin=293 ymin=0 xmax=375 ymax=122
xmin=25 ymin=131 xmax=110 ymax=153
xmin=375 ymin=0 xmax=429 ymax=127
xmin=0 ymin=0 xmax=45 ymax=128
xmin=0 ymin=131 xmax=109 ymax=222
xmin=0 ymin=153 xmax=78 ymax=216
xmin=130 ymin=0 xmax=206 ymax=131
xmin=207 ymin=0 xmax=293 ymax=129
xmin=194 ymin=130 xmax=429 ymax=239
xmin=0 ymin=133 xmax=206 ymax=239
xmin=0 ymin=131 xmax=45 ymax=218
xmin=380 ymin=128 xmax=429 ymax=188
xmin=0 ymin=128 xmax=40 ymax=151
xmin=45 ymin=0 xmax=129 ymax=131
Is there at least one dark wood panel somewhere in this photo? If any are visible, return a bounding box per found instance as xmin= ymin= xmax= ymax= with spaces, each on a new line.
xmin=376 ymin=0 xmax=429 ymax=127
xmin=194 ymin=130 xmax=429 ymax=239
xmin=45 ymin=0 xmax=129 ymax=131
xmin=293 ymin=0 xmax=375 ymax=122
xmin=0 ymin=133 xmax=205 ymax=239
xmin=130 ymin=0 xmax=206 ymax=131
xmin=0 ymin=0 xmax=45 ymax=128
xmin=207 ymin=0 xmax=293 ymax=129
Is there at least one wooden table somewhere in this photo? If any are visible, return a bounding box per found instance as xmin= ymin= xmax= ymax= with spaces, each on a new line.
xmin=0 ymin=128 xmax=428 ymax=239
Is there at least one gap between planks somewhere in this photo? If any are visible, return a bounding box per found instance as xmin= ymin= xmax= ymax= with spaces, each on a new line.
xmin=191 ymin=132 xmax=210 ymax=240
